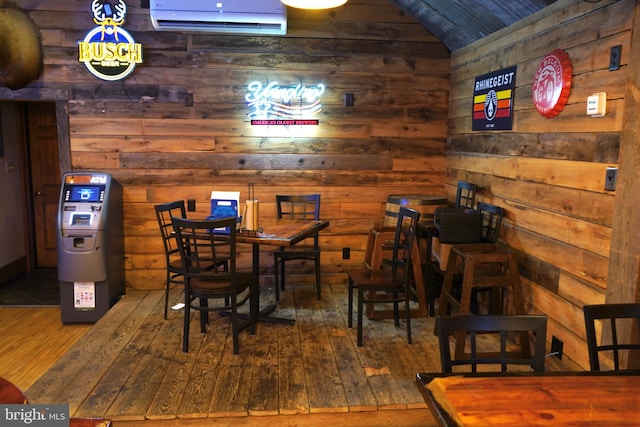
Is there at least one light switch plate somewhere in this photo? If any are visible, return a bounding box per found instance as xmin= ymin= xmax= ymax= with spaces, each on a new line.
xmin=609 ymin=45 xmax=621 ymax=71
xmin=605 ymin=167 xmax=618 ymax=191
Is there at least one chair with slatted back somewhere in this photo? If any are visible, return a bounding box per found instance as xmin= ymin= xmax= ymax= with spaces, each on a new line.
xmin=155 ymin=200 xmax=229 ymax=319
xmin=477 ymin=202 xmax=504 ymax=245
xmin=154 ymin=200 xmax=188 ymax=319
xmin=583 ymin=303 xmax=640 ymax=371
xmin=273 ymin=194 xmax=322 ymax=301
xmin=455 ymin=181 xmax=478 ymax=209
xmin=436 ymin=314 xmax=547 ymax=373
xmin=346 ymin=206 xmax=421 ymax=346
xmin=172 ymin=216 xmax=254 ymax=354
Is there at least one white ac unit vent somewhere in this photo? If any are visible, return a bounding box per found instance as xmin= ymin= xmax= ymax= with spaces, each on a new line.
xmin=150 ymin=0 xmax=287 ymax=35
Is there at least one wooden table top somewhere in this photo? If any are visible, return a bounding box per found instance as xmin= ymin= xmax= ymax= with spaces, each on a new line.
xmin=418 ymin=372 xmax=640 ymax=426
xmin=235 ymin=219 xmax=329 ymax=247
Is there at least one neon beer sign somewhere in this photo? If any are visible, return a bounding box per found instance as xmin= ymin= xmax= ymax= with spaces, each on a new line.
xmin=78 ymin=0 xmax=143 ymax=81
xmin=246 ymin=81 xmax=325 ymax=125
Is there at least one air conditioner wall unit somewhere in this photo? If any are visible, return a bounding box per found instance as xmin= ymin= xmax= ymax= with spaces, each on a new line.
xmin=150 ymin=0 xmax=287 ymax=35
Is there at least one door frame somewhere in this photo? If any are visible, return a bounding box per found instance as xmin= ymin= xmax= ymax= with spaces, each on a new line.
xmin=1 ymin=91 xmax=72 ymax=272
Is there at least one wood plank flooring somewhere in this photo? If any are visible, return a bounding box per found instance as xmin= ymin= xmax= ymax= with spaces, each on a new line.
xmin=23 ymin=283 xmax=441 ymax=425
xmin=7 ymin=281 xmax=581 ymax=426
xmin=0 ymin=307 xmax=91 ymax=390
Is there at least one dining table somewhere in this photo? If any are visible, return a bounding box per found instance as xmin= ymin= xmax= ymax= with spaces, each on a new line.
xmin=231 ymin=218 xmax=329 ymax=326
xmin=415 ymin=371 xmax=640 ymax=426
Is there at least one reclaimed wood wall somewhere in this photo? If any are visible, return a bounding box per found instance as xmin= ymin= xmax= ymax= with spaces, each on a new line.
xmin=447 ymin=0 xmax=629 ymax=369
xmin=3 ymin=1 xmax=449 ymax=288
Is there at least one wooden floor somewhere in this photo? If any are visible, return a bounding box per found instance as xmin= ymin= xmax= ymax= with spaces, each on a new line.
xmin=1 ymin=281 xmax=581 ymax=426
xmin=19 ymin=284 xmax=440 ymax=426
xmin=0 ymin=307 xmax=91 ymax=390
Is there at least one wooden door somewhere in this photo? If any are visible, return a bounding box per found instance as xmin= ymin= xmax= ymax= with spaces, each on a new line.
xmin=27 ymin=103 xmax=60 ymax=268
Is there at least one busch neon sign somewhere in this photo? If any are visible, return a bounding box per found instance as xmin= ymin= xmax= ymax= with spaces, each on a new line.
xmin=78 ymin=0 xmax=143 ymax=81
xmin=246 ymin=81 xmax=325 ymax=125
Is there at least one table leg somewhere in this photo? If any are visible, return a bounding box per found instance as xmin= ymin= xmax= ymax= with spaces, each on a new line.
xmin=252 ymin=243 xmax=295 ymax=326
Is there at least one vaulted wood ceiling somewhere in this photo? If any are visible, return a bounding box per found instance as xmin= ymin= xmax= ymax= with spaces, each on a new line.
xmin=389 ymin=0 xmax=559 ymax=51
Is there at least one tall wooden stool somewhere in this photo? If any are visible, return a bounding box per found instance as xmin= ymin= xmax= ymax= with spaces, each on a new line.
xmin=435 ymin=242 xmax=531 ymax=360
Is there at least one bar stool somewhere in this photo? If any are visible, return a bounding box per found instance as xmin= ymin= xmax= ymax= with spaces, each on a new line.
xmin=435 ymin=241 xmax=529 ymax=359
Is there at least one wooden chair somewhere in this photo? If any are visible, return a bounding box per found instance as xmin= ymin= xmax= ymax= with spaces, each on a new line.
xmin=467 ymin=202 xmax=506 ymax=313
xmin=454 ymin=180 xmax=478 ymax=209
xmin=155 ymin=200 xmax=229 ymax=319
xmin=436 ymin=314 xmax=547 ymax=373
xmin=428 ymin=202 xmax=505 ymax=316
xmin=154 ymin=200 xmax=187 ymax=319
xmin=172 ymin=217 xmax=254 ymax=354
xmin=273 ymin=194 xmax=322 ymax=301
xmin=346 ymin=206 xmax=421 ymax=346
xmin=583 ymin=303 xmax=640 ymax=371
xmin=363 ymin=223 xmax=427 ymax=318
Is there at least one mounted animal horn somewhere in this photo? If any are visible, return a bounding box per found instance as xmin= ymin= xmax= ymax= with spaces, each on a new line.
xmin=0 ymin=0 xmax=43 ymax=90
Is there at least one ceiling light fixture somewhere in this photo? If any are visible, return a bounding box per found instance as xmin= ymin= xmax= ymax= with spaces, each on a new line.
xmin=280 ymin=0 xmax=348 ymax=9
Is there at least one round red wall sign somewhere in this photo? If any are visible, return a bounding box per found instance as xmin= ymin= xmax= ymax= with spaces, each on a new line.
xmin=532 ymin=49 xmax=573 ymax=118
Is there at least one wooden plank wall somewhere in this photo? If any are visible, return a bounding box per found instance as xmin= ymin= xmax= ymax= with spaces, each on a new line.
xmin=5 ymin=1 xmax=449 ymax=288
xmin=447 ymin=0 xmax=629 ymax=369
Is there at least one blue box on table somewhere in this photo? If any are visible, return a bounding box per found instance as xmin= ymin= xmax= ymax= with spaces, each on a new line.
xmin=209 ymin=191 xmax=240 ymax=234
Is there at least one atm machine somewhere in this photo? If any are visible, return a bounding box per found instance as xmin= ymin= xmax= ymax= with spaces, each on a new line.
xmin=57 ymin=172 xmax=125 ymax=323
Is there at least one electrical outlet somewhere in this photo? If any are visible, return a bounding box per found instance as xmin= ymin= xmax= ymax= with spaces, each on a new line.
xmin=342 ymin=247 xmax=350 ymax=260
xmin=185 ymin=92 xmax=194 ymax=107
xmin=551 ymin=336 xmax=563 ymax=360
xmin=187 ymin=199 xmax=196 ymax=212
xmin=609 ymin=45 xmax=622 ymax=71
xmin=605 ymin=167 xmax=618 ymax=191
xmin=345 ymin=93 xmax=354 ymax=107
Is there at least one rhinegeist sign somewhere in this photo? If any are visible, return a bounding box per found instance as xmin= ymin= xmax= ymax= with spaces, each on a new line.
xmin=78 ymin=0 xmax=142 ymax=81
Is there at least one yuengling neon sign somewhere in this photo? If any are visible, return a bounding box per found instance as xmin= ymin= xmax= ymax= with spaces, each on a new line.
xmin=246 ymin=81 xmax=325 ymax=125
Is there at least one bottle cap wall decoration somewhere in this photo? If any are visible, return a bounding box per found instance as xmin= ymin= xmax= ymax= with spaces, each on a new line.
xmin=532 ymin=49 xmax=573 ymax=118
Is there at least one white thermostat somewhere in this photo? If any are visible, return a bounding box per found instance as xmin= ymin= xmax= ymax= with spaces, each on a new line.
xmin=587 ymin=92 xmax=607 ymax=117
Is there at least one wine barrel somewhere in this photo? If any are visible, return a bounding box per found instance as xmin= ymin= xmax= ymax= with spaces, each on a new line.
xmin=384 ymin=194 xmax=448 ymax=226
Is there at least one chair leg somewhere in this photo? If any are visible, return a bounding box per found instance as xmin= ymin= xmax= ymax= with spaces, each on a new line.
xmin=314 ymin=255 xmax=321 ymax=301
xmin=348 ymin=277 xmax=354 ymax=328
xmin=199 ymin=298 xmax=207 ymax=333
xmin=183 ymin=294 xmax=190 ymax=353
xmin=393 ymin=291 xmax=400 ymax=326
xmin=164 ymin=272 xmax=170 ymax=320
xmin=357 ymin=287 xmax=364 ymax=346
xmin=405 ymin=294 xmax=412 ymax=344
xmin=231 ymin=295 xmax=240 ymax=355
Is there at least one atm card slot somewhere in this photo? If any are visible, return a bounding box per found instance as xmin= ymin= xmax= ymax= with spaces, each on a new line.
xmin=70 ymin=213 xmax=92 ymax=226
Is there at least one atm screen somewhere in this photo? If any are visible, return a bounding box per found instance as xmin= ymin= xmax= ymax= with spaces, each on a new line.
xmin=65 ymin=185 xmax=104 ymax=203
